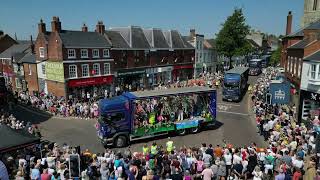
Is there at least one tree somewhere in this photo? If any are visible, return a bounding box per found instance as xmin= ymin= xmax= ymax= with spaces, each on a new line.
xmin=270 ymin=47 xmax=281 ymax=66
xmin=215 ymin=8 xmax=250 ymax=69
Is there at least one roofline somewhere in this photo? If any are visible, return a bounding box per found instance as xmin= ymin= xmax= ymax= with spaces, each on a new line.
xmin=303 ymin=49 xmax=320 ymax=60
xmin=288 ymin=39 xmax=317 ymax=49
xmin=110 ymin=47 xmax=195 ymax=50
xmin=64 ymin=46 xmax=111 ymax=48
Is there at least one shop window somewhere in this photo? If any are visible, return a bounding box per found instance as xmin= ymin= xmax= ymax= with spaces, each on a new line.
xmin=93 ymin=63 xmax=100 ymax=76
xmin=69 ymin=65 xmax=77 ymax=78
xmin=103 ymin=49 xmax=110 ymax=58
xmin=39 ymin=47 xmax=45 ymax=58
xmin=104 ymin=63 xmax=110 ymax=75
xmin=82 ymin=64 xmax=89 ymax=77
xmin=68 ymin=49 xmax=76 ymax=59
xmin=1 ymin=59 xmax=5 ymax=65
xmin=93 ymin=49 xmax=99 ymax=58
xmin=81 ymin=49 xmax=88 ymax=58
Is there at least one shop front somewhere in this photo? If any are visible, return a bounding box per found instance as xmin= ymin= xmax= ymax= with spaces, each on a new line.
xmin=67 ymin=75 xmax=113 ymax=99
xmin=172 ymin=64 xmax=193 ymax=82
xmin=300 ymin=90 xmax=320 ymax=121
xmin=146 ymin=66 xmax=173 ymax=87
xmin=116 ymin=68 xmax=146 ymax=91
xmin=194 ymin=63 xmax=204 ymax=78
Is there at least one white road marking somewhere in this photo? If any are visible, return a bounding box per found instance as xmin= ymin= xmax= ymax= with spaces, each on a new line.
xmin=218 ymin=110 xmax=249 ymax=116
xmin=217 ymin=103 xmax=241 ymax=107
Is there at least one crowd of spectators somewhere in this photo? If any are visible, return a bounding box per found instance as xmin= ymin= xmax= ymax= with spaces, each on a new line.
xmin=3 ymin=68 xmax=320 ymax=179
xmin=18 ymin=93 xmax=100 ymax=120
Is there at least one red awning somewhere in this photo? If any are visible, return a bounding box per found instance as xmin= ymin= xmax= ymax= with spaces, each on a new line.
xmin=68 ymin=75 xmax=113 ymax=87
xmin=173 ymin=65 xmax=193 ymax=70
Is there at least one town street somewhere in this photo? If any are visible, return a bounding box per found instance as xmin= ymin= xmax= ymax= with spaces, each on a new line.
xmin=11 ymin=76 xmax=264 ymax=153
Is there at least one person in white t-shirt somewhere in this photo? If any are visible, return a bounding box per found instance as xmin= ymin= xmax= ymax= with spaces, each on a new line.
xmin=224 ymin=149 xmax=233 ymax=176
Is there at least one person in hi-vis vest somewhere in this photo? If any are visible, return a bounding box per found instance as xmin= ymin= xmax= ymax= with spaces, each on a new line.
xmin=166 ymin=137 xmax=174 ymax=153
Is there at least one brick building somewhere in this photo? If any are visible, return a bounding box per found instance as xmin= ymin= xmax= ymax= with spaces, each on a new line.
xmin=281 ymin=11 xmax=320 ymax=122
xmin=35 ymin=17 xmax=114 ymax=98
xmin=105 ymin=26 xmax=194 ymax=90
xmin=0 ymin=41 xmax=34 ymax=93
xmin=0 ymin=31 xmax=17 ymax=75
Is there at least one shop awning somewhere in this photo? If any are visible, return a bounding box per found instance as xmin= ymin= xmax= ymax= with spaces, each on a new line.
xmin=68 ymin=75 xmax=113 ymax=87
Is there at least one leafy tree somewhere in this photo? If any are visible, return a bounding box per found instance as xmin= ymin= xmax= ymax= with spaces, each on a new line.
xmin=270 ymin=47 xmax=281 ymax=66
xmin=216 ymin=8 xmax=250 ymax=69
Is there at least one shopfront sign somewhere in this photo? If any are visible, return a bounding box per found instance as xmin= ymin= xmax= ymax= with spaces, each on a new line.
xmin=46 ymin=61 xmax=64 ymax=82
xmin=270 ymin=81 xmax=290 ymax=104
xmin=173 ymin=64 xmax=193 ymax=70
xmin=117 ymin=68 xmax=146 ymax=76
xmin=68 ymin=75 xmax=113 ymax=87
xmin=303 ymin=90 xmax=320 ymax=101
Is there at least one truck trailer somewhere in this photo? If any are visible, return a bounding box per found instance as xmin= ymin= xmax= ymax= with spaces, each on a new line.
xmin=97 ymin=86 xmax=217 ymax=147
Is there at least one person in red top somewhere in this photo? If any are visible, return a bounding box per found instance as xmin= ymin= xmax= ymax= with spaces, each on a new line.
xmin=292 ymin=168 xmax=302 ymax=180
xmin=41 ymin=169 xmax=52 ymax=180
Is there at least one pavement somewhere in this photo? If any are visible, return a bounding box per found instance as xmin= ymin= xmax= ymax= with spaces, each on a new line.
xmin=10 ymin=75 xmax=265 ymax=153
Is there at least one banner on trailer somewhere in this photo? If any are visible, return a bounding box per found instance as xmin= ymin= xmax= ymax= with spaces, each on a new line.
xmin=176 ymin=120 xmax=199 ymax=130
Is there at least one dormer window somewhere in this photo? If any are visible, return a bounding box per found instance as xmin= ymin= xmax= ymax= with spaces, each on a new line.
xmin=103 ymin=49 xmax=110 ymax=58
xmin=68 ymin=49 xmax=76 ymax=59
xmin=93 ymin=49 xmax=99 ymax=58
xmin=81 ymin=49 xmax=88 ymax=58
xmin=309 ymin=64 xmax=320 ymax=85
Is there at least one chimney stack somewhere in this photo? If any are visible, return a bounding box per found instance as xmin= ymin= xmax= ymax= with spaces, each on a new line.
xmin=38 ymin=19 xmax=46 ymax=34
xmin=286 ymin=11 xmax=292 ymax=35
xmin=82 ymin=23 xmax=88 ymax=32
xmin=190 ymin=29 xmax=196 ymax=37
xmin=96 ymin=21 xmax=105 ymax=34
xmin=51 ymin=16 xmax=61 ymax=33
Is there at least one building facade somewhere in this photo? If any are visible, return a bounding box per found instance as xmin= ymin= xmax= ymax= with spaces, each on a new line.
xmin=35 ymin=17 xmax=114 ymax=98
xmin=302 ymin=0 xmax=320 ymax=28
xmin=281 ymin=10 xmax=320 ymax=122
xmin=184 ymin=29 xmax=216 ymax=78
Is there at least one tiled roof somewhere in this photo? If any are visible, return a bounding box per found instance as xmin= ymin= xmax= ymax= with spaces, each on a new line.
xmin=304 ymin=50 xmax=320 ymax=61
xmin=108 ymin=26 xmax=193 ymax=49
xmin=20 ymin=53 xmax=36 ymax=64
xmin=288 ymin=38 xmax=312 ymax=49
xmin=104 ymin=31 xmax=130 ymax=48
xmin=59 ymin=30 xmax=111 ymax=48
xmin=0 ymin=42 xmax=30 ymax=59
xmin=305 ymin=20 xmax=320 ymax=30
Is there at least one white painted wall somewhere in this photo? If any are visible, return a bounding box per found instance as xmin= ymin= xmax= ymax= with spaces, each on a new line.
xmin=301 ymin=61 xmax=320 ymax=93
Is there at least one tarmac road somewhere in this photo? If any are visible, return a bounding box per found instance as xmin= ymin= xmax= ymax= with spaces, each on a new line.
xmin=11 ymin=75 xmax=264 ymax=153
